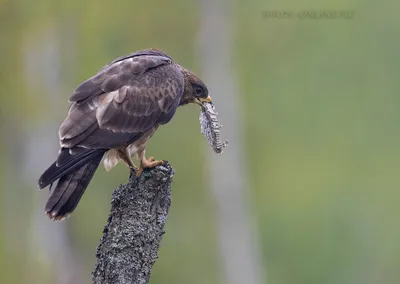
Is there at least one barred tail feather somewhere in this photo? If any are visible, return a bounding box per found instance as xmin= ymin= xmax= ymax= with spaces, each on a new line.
xmin=45 ymin=154 xmax=103 ymax=220
xmin=38 ymin=148 xmax=106 ymax=220
xmin=38 ymin=148 xmax=106 ymax=189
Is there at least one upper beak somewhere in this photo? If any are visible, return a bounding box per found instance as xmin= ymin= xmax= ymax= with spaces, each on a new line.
xmin=199 ymin=96 xmax=212 ymax=103
xmin=196 ymin=96 xmax=212 ymax=105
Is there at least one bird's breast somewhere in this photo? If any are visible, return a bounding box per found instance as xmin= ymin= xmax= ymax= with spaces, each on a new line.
xmin=102 ymin=125 xmax=159 ymax=171
xmin=130 ymin=125 xmax=159 ymax=155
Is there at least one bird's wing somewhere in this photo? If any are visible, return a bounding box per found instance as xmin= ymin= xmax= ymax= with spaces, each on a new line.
xmin=58 ymin=50 xmax=184 ymax=150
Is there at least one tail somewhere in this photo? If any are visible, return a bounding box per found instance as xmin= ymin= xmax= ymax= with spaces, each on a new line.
xmin=38 ymin=148 xmax=106 ymax=220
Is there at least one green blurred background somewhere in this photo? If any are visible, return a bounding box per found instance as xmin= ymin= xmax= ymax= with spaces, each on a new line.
xmin=1 ymin=0 xmax=399 ymax=283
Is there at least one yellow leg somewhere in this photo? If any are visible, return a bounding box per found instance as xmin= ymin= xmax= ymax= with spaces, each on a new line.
xmin=137 ymin=149 xmax=164 ymax=177
xmin=118 ymin=149 xmax=139 ymax=173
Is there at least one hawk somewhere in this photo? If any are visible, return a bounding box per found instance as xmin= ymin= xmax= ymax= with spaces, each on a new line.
xmin=38 ymin=49 xmax=212 ymax=221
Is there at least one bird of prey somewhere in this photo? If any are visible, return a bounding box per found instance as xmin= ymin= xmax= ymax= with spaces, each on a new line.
xmin=38 ymin=48 xmax=211 ymax=221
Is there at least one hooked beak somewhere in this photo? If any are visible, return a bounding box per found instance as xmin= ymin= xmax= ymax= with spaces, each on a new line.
xmin=195 ymin=96 xmax=212 ymax=106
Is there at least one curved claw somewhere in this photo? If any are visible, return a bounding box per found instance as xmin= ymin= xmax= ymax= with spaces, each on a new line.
xmin=136 ymin=157 xmax=164 ymax=177
xmin=129 ymin=166 xmax=138 ymax=179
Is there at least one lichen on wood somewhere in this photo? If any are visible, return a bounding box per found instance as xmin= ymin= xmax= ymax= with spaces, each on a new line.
xmin=92 ymin=163 xmax=174 ymax=284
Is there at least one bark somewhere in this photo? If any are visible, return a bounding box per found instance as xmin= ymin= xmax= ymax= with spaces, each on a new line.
xmin=92 ymin=163 xmax=174 ymax=284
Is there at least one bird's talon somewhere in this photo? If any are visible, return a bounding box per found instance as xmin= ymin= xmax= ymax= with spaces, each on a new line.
xmin=136 ymin=168 xmax=144 ymax=177
xmin=129 ymin=166 xmax=138 ymax=179
xmin=136 ymin=157 xmax=164 ymax=177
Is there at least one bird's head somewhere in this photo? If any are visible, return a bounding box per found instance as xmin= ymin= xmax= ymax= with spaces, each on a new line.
xmin=179 ymin=67 xmax=212 ymax=106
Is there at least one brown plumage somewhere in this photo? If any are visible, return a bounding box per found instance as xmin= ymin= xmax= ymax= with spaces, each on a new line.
xmin=38 ymin=48 xmax=211 ymax=221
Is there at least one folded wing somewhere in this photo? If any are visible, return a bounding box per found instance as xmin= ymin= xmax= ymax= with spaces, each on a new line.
xmin=58 ymin=49 xmax=185 ymax=150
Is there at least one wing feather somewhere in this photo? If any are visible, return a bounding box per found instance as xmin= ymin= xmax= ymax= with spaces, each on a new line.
xmin=58 ymin=49 xmax=184 ymax=150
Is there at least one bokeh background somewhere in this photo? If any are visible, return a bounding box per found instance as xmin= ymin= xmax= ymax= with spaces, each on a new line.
xmin=1 ymin=1 xmax=399 ymax=284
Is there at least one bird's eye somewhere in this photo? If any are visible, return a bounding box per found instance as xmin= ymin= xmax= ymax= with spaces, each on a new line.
xmin=195 ymin=87 xmax=203 ymax=96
